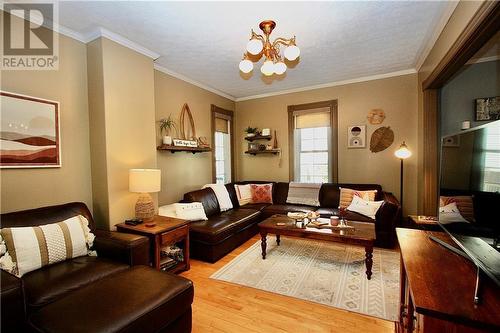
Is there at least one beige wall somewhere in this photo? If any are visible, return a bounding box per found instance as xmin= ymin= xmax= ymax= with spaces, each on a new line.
xmin=1 ymin=33 xmax=92 ymax=213
xmin=236 ymin=74 xmax=418 ymax=215
xmin=87 ymin=37 xmax=157 ymax=229
xmin=416 ymin=1 xmax=484 ymax=213
xmin=154 ymin=70 xmax=235 ymax=205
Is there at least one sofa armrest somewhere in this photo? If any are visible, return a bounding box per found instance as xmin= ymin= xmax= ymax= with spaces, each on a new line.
xmin=374 ymin=192 xmax=401 ymax=248
xmin=1 ymin=270 xmax=26 ymax=332
xmin=93 ymin=230 xmax=150 ymax=266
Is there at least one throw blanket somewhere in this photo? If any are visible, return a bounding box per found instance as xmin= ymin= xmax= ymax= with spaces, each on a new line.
xmin=202 ymin=184 xmax=233 ymax=212
xmin=286 ymin=182 xmax=321 ymax=207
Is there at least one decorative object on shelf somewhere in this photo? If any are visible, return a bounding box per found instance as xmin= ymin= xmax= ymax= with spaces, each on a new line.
xmin=443 ymin=135 xmax=460 ymax=147
xmin=1 ymin=91 xmax=60 ymax=168
xmin=461 ymin=120 xmax=471 ymax=130
xmin=248 ymin=142 xmax=259 ymax=151
xmin=239 ymin=20 xmax=300 ymax=77
xmin=347 ymin=125 xmax=366 ymax=148
xmin=244 ymin=126 xmax=258 ymax=137
xmin=197 ymin=136 xmax=210 ymax=148
xmin=367 ymin=109 xmax=386 ymax=125
xmin=475 ymin=96 xmax=499 ymax=121
xmin=173 ymin=139 xmax=197 ymax=147
xmin=158 ymin=114 xmax=176 ymax=146
xmin=273 ymin=130 xmax=278 ymax=148
xmin=179 ymin=103 xmax=196 ymax=140
xmin=261 ymin=128 xmax=271 ymax=136
xmin=266 ymin=144 xmax=273 ymax=150
xmin=258 ymin=144 xmax=266 ymax=151
xmin=129 ymin=169 xmax=161 ymax=220
xmin=370 ymin=126 xmax=394 ymax=152
xmin=394 ymin=141 xmax=412 ymax=215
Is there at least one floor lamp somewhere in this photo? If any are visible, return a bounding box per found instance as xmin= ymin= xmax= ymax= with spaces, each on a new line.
xmin=394 ymin=142 xmax=412 ymax=217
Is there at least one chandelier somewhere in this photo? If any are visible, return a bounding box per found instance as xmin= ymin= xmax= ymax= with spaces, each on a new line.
xmin=239 ymin=20 xmax=300 ymax=76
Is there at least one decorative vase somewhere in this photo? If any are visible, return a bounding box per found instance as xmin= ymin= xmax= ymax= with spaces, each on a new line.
xmin=246 ymin=133 xmax=255 ymax=137
xmin=163 ymin=135 xmax=172 ymax=145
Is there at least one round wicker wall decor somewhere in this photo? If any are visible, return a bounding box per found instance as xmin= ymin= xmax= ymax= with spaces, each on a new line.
xmin=370 ymin=126 xmax=394 ymax=153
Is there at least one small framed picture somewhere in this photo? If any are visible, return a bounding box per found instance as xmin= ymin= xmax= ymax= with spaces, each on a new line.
xmin=261 ymin=128 xmax=271 ymax=136
xmin=347 ymin=125 xmax=366 ymax=148
xmin=443 ymin=135 xmax=460 ymax=147
xmin=475 ymin=96 xmax=500 ymax=121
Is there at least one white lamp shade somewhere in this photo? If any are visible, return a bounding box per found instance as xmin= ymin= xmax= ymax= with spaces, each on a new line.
xmin=284 ymin=45 xmax=300 ymax=61
xmin=239 ymin=59 xmax=253 ymax=73
xmin=261 ymin=60 xmax=274 ymax=76
xmin=246 ymin=39 xmax=263 ymax=55
xmin=274 ymin=61 xmax=287 ymax=75
xmin=395 ymin=143 xmax=412 ymax=159
xmin=129 ymin=169 xmax=161 ymax=193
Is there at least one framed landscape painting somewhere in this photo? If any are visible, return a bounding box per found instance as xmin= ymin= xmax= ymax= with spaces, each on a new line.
xmin=1 ymin=91 xmax=60 ymax=168
xmin=475 ymin=96 xmax=500 ymax=121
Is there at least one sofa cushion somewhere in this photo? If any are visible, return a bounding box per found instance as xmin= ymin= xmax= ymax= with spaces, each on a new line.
xmin=314 ymin=207 xmax=375 ymax=223
xmin=29 ymin=265 xmax=194 ymax=333
xmin=23 ymin=256 xmax=128 ymax=311
xmin=190 ymin=208 xmax=260 ymax=244
xmin=242 ymin=203 xmax=271 ymax=211
xmin=262 ymin=204 xmax=314 ymax=216
xmin=183 ymin=188 xmax=220 ymax=217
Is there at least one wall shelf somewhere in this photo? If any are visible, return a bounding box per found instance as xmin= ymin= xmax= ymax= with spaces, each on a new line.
xmin=157 ymin=145 xmax=211 ymax=154
xmin=245 ymin=149 xmax=281 ymax=155
xmin=245 ymin=135 xmax=272 ymax=142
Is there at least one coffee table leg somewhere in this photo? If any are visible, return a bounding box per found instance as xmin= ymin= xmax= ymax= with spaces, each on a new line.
xmin=276 ymin=234 xmax=280 ymax=246
xmin=260 ymin=232 xmax=267 ymax=259
xmin=365 ymin=245 xmax=373 ymax=280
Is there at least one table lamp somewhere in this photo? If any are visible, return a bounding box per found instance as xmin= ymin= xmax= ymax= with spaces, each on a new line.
xmin=129 ymin=169 xmax=161 ymax=220
xmin=394 ymin=142 xmax=412 ymax=216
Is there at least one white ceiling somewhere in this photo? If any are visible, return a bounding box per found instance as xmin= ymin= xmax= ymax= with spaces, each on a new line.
xmin=58 ymin=1 xmax=455 ymax=100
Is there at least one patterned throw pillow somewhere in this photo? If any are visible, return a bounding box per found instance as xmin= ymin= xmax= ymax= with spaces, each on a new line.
xmin=440 ymin=196 xmax=474 ymax=222
xmin=0 ymin=215 xmax=95 ymax=277
xmin=250 ymin=183 xmax=273 ymax=204
xmin=339 ymin=187 xmax=377 ymax=209
xmin=235 ymin=184 xmax=253 ymax=206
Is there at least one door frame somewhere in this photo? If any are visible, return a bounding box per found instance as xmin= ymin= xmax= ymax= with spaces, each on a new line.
xmin=211 ymin=104 xmax=235 ymax=183
xmin=421 ymin=2 xmax=499 ymax=215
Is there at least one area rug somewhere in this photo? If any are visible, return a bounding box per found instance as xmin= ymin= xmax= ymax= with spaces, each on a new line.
xmin=211 ymin=237 xmax=400 ymax=321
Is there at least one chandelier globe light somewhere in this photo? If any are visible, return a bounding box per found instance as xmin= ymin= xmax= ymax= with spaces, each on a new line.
xmin=239 ymin=20 xmax=300 ymax=77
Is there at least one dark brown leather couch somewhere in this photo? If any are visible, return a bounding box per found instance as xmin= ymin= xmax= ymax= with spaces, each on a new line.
xmin=183 ymin=182 xmax=401 ymax=263
xmin=1 ymin=202 xmax=194 ymax=333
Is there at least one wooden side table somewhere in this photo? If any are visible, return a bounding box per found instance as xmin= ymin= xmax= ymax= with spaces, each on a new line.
xmin=116 ymin=215 xmax=190 ymax=273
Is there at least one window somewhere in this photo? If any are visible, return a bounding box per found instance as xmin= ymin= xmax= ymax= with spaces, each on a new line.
xmin=288 ymin=101 xmax=338 ymax=183
xmin=482 ymin=123 xmax=500 ymax=192
xmin=211 ymin=105 xmax=233 ymax=184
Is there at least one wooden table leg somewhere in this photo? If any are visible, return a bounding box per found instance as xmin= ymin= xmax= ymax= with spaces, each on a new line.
xmin=260 ymin=232 xmax=267 ymax=259
xmin=276 ymin=234 xmax=280 ymax=246
xmin=365 ymin=245 xmax=373 ymax=280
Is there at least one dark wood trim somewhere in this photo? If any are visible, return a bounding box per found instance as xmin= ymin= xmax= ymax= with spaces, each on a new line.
xmin=287 ymin=100 xmax=338 ymax=183
xmin=421 ymin=2 xmax=499 ymax=215
xmin=211 ymin=105 xmax=235 ymax=183
xmin=422 ymin=1 xmax=500 ymax=90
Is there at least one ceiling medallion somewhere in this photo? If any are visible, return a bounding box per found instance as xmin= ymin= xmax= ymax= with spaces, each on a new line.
xmin=239 ymin=20 xmax=300 ymax=76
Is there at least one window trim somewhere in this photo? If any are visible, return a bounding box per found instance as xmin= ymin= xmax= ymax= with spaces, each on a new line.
xmin=287 ymin=100 xmax=338 ymax=183
xmin=211 ymin=105 xmax=234 ymax=184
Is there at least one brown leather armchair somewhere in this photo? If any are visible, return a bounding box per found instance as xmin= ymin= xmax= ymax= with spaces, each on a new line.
xmin=1 ymin=202 xmax=193 ymax=333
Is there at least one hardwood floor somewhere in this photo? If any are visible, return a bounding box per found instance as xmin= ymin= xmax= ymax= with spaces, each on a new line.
xmin=181 ymin=235 xmax=396 ymax=333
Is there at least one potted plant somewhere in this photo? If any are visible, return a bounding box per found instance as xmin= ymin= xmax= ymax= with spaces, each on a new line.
xmin=244 ymin=126 xmax=258 ymax=137
xmin=158 ymin=115 xmax=176 ymax=145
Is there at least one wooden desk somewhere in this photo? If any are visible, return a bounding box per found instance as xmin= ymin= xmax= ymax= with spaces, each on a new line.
xmin=396 ymin=228 xmax=500 ymax=333
xmin=116 ymin=215 xmax=190 ymax=273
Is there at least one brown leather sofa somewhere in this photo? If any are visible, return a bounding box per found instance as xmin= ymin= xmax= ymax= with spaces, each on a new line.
xmin=183 ymin=182 xmax=401 ymax=263
xmin=0 ymin=202 xmax=194 ymax=333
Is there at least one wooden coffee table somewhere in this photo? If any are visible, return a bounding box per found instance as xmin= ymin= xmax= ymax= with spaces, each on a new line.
xmin=258 ymin=214 xmax=376 ymax=280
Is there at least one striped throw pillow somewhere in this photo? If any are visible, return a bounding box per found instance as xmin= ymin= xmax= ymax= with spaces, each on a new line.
xmin=234 ymin=184 xmax=252 ymax=206
xmin=0 ymin=215 xmax=95 ymax=277
xmin=440 ymin=196 xmax=474 ymax=222
xmin=339 ymin=188 xmax=377 ymax=209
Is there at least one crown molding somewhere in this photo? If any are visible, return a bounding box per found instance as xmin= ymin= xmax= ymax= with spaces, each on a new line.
xmin=234 ymin=69 xmax=417 ymax=102
xmin=415 ymin=1 xmax=459 ymax=71
xmin=84 ymin=28 xmax=160 ymax=60
xmin=153 ymin=64 xmax=236 ymax=101
xmin=466 ymin=54 xmax=500 ymax=65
